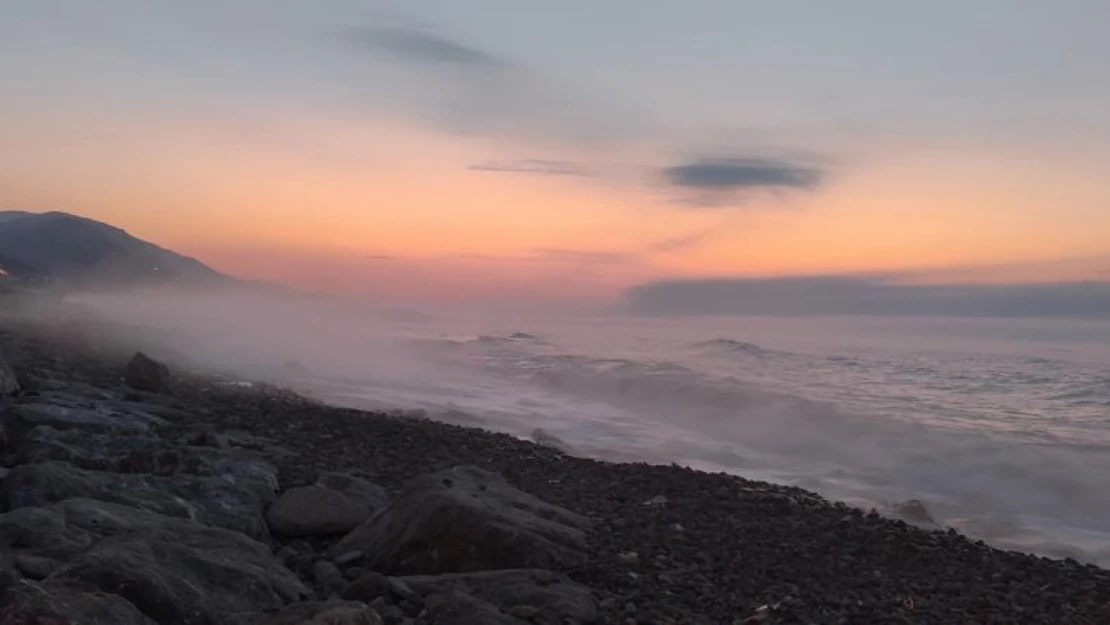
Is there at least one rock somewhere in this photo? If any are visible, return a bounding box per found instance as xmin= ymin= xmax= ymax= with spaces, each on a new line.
xmin=334 ymin=550 xmax=364 ymax=566
xmin=314 ymin=560 xmax=348 ymax=597
xmin=14 ymin=425 xmax=279 ymax=492
xmin=0 ymin=355 xmax=20 ymax=396
xmin=424 ymin=591 xmax=520 ymax=625
xmin=617 ymin=551 xmax=640 ymax=566
xmin=124 ymin=351 xmax=172 ymax=394
xmin=342 ymin=571 xmax=392 ymax=603
xmin=398 ymin=569 xmax=599 ymax=625
xmin=316 ymin=472 xmax=389 ymax=517
xmin=388 ymin=577 xmax=418 ymax=601
xmin=258 ymin=600 xmax=383 ymax=625
xmin=0 ymin=499 xmax=308 ymax=624
xmin=330 ymin=466 xmax=590 ymax=574
xmin=0 ymin=579 xmax=157 ymax=625
xmin=13 ymin=554 xmax=56 ymax=579
xmin=508 ymin=604 xmax=542 ymax=619
xmin=0 ymin=461 xmax=273 ymax=541
xmin=0 ymin=402 xmax=162 ymax=452
xmin=268 ymin=486 xmax=369 ymax=537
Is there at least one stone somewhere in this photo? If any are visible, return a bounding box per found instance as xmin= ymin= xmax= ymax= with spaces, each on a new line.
xmin=124 ymin=351 xmax=172 ymax=394
xmin=13 ymin=554 xmax=56 ymax=579
xmin=268 ymin=486 xmax=369 ymax=537
xmin=342 ymin=571 xmax=392 ymax=603
xmin=398 ymin=569 xmax=599 ymax=625
xmin=316 ymin=472 xmax=389 ymax=517
xmin=258 ymin=600 xmax=383 ymax=625
xmin=0 ymin=499 xmax=308 ymax=624
xmin=0 ymin=579 xmax=157 ymax=625
xmin=334 ymin=550 xmax=364 ymax=566
xmin=0 ymin=402 xmax=162 ymax=452
xmin=424 ymin=591 xmax=520 ymax=625
xmin=0 ymin=461 xmax=273 ymax=542
xmin=14 ymin=425 xmax=279 ymax=492
xmin=330 ymin=466 xmax=590 ymax=574
xmin=0 ymin=355 xmax=20 ymax=396
xmin=315 ymin=560 xmax=349 ymax=597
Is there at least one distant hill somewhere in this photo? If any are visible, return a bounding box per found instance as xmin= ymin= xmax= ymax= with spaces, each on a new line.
xmin=0 ymin=211 xmax=229 ymax=287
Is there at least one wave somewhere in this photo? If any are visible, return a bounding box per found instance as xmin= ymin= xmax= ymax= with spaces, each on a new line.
xmin=692 ymin=338 xmax=773 ymax=357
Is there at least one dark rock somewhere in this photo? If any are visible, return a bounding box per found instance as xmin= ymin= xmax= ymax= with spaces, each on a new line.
xmin=0 ymin=355 xmax=20 ymax=396
xmin=330 ymin=466 xmax=589 ymax=574
xmin=316 ymin=472 xmax=389 ymax=517
xmin=0 ymin=461 xmax=273 ymax=541
xmin=13 ymin=554 xmax=56 ymax=579
xmin=258 ymin=600 xmax=383 ymax=625
xmin=334 ymin=550 xmax=364 ymax=566
xmin=14 ymin=425 xmax=279 ymax=491
xmin=0 ymin=579 xmax=157 ymax=625
xmin=124 ymin=351 xmax=172 ymax=394
xmin=0 ymin=402 xmax=162 ymax=452
xmin=314 ymin=560 xmax=348 ymax=597
xmin=342 ymin=571 xmax=392 ymax=602
xmin=398 ymin=569 xmax=598 ymax=625
xmin=424 ymin=591 xmax=519 ymax=625
xmin=268 ymin=486 xmax=369 ymax=537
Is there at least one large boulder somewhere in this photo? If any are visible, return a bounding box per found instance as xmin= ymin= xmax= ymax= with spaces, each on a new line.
xmin=424 ymin=591 xmax=521 ymax=625
xmin=14 ymin=425 xmax=279 ymax=492
xmin=0 ymin=402 xmax=163 ymax=452
xmin=330 ymin=466 xmax=589 ymax=574
xmin=0 ymin=461 xmax=273 ymax=541
xmin=316 ymin=472 xmax=389 ymax=518
xmin=0 ymin=579 xmax=157 ymax=625
xmin=267 ymin=486 xmax=369 ymax=537
xmin=258 ymin=600 xmax=382 ymax=625
xmin=124 ymin=352 xmax=172 ymax=394
xmin=0 ymin=499 xmax=308 ymax=625
xmin=398 ymin=569 xmax=599 ymax=625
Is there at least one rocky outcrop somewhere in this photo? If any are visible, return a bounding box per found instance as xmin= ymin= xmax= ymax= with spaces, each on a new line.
xmin=0 ymin=579 xmax=157 ymax=625
xmin=267 ymin=486 xmax=369 ymax=537
xmin=125 ymin=352 xmax=172 ymax=394
xmin=0 ymin=401 xmax=163 ymax=452
xmin=315 ymin=472 xmax=389 ymax=518
xmin=0 ymin=461 xmax=274 ymax=541
xmin=424 ymin=591 xmax=520 ymax=625
xmin=330 ymin=465 xmax=590 ymax=574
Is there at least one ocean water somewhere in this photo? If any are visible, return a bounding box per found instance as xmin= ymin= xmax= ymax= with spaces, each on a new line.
xmin=76 ymin=294 xmax=1110 ymax=567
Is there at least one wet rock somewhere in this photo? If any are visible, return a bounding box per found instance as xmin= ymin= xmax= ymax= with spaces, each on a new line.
xmin=268 ymin=486 xmax=369 ymax=537
xmin=316 ymin=471 xmax=389 ymax=517
xmin=124 ymin=351 xmax=172 ymax=394
xmin=314 ymin=560 xmax=348 ymax=597
xmin=0 ymin=355 xmax=20 ymax=396
xmin=424 ymin=591 xmax=519 ymax=625
xmin=342 ymin=571 xmax=392 ymax=602
xmin=398 ymin=569 xmax=599 ymax=625
xmin=14 ymin=425 xmax=279 ymax=491
xmin=13 ymin=554 xmax=56 ymax=580
xmin=0 ymin=461 xmax=273 ymax=541
xmin=0 ymin=579 xmax=156 ymax=625
xmin=0 ymin=402 xmax=162 ymax=451
xmin=258 ymin=599 xmax=383 ymax=625
xmin=330 ymin=466 xmax=589 ymax=574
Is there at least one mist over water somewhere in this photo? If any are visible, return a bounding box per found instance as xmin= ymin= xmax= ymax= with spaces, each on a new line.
xmin=74 ymin=290 xmax=1110 ymax=567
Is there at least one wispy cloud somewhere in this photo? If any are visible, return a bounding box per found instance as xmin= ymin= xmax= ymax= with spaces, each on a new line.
xmin=468 ymin=159 xmax=592 ymax=177
xmin=344 ymin=28 xmax=509 ymax=69
xmin=661 ymin=157 xmax=826 ymax=208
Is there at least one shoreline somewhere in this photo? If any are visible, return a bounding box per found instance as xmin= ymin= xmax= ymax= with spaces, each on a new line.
xmin=2 ymin=310 xmax=1109 ymax=624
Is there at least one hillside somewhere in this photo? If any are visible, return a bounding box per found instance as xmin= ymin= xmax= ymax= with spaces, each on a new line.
xmin=0 ymin=211 xmax=228 ymax=287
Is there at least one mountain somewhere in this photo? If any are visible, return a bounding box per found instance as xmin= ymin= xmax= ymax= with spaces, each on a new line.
xmin=0 ymin=211 xmax=229 ymax=287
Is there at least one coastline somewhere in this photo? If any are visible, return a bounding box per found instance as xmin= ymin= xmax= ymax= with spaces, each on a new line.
xmin=1 ymin=308 xmax=1109 ymax=624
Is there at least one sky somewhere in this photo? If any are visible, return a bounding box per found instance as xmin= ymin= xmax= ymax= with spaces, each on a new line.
xmin=2 ymin=0 xmax=1109 ymax=306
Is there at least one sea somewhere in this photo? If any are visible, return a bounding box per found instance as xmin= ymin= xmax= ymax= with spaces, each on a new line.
xmin=79 ymin=293 xmax=1110 ymax=568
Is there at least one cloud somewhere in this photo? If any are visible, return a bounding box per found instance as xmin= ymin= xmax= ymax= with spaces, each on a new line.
xmin=625 ymin=275 xmax=1110 ymax=318
xmin=664 ymin=158 xmax=824 ymax=191
xmin=345 ymin=28 xmax=509 ymax=69
xmin=468 ymin=159 xmax=592 ymax=177
xmin=532 ymin=248 xmax=635 ymax=265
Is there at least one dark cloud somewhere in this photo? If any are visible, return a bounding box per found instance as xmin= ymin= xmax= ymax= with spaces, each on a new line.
xmin=345 ymin=28 xmax=509 ymax=69
xmin=664 ymin=158 xmax=823 ymax=191
xmin=469 ymin=159 xmax=592 ymax=177
xmin=625 ymin=276 xmax=1110 ymax=318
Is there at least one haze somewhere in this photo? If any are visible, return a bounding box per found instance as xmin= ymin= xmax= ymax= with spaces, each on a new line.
xmin=3 ymin=1 xmax=1110 ymax=310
